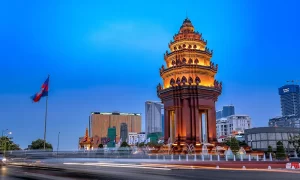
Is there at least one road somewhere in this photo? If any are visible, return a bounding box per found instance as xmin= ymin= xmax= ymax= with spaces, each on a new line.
xmin=1 ymin=163 xmax=300 ymax=180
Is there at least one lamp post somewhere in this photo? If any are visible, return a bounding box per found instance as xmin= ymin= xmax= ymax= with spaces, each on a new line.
xmin=57 ymin=132 xmax=60 ymax=155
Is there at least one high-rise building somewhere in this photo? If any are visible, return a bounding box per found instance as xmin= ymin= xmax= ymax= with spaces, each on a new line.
xmin=90 ymin=112 xmax=141 ymax=148
xmin=107 ymin=127 xmax=116 ymax=148
xmin=216 ymin=105 xmax=235 ymax=119
xmin=145 ymin=101 xmax=163 ymax=135
xmin=216 ymin=110 xmax=222 ymax=119
xmin=222 ymin=105 xmax=235 ymax=118
xmin=268 ymin=84 xmax=300 ymax=128
xmin=120 ymin=123 xmax=128 ymax=142
xmin=278 ymin=84 xmax=300 ymax=117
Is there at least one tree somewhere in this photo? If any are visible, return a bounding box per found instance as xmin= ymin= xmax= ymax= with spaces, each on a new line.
xmin=267 ymin=145 xmax=273 ymax=153
xmin=98 ymin=144 xmax=104 ymax=148
xmin=120 ymin=141 xmax=130 ymax=147
xmin=276 ymin=141 xmax=286 ymax=160
xmin=229 ymin=137 xmax=240 ymax=155
xmin=97 ymin=143 xmax=104 ymax=155
xmin=138 ymin=142 xmax=145 ymax=147
xmin=224 ymin=138 xmax=247 ymax=147
xmin=288 ymin=135 xmax=300 ymax=155
xmin=267 ymin=145 xmax=275 ymax=158
xmin=119 ymin=141 xmax=131 ymax=155
xmin=0 ymin=136 xmax=21 ymax=151
xmin=30 ymin=139 xmax=53 ymax=150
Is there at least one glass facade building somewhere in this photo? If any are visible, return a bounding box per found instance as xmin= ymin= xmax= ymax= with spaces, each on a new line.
xmin=120 ymin=123 xmax=128 ymax=143
xmin=222 ymin=105 xmax=235 ymax=118
xmin=269 ymin=115 xmax=300 ymax=128
xmin=269 ymin=84 xmax=300 ymax=128
xmin=245 ymin=127 xmax=299 ymax=151
xmin=216 ymin=105 xmax=235 ymax=119
xmin=216 ymin=110 xmax=222 ymax=119
xmin=278 ymin=84 xmax=300 ymax=117
xmin=145 ymin=101 xmax=163 ymax=135
xmin=107 ymin=127 xmax=116 ymax=148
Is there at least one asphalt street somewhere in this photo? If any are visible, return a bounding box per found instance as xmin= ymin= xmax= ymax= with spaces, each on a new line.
xmin=1 ymin=164 xmax=300 ymax=180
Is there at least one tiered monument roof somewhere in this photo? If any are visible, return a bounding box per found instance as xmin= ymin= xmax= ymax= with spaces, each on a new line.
xmin=157 ymin=18 xmax=222 ymax=95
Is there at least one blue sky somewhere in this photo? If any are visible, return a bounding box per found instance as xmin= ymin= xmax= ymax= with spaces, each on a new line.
xmin=0 ymin=0 xmax=299 ymax=149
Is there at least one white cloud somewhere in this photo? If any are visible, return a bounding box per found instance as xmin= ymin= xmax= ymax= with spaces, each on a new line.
xmin=88 ymin=21 xmax=173 ymax=52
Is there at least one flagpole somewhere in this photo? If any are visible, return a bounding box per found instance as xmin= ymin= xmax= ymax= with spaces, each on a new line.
xmin=43 ymin=96 xmax=48 ymax=150
xmin=43 ymin=75 xmax=50 ymax=150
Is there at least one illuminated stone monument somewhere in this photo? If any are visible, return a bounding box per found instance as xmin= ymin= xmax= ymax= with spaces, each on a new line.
xmin=157 ymin=18 xmax=222 ymax=152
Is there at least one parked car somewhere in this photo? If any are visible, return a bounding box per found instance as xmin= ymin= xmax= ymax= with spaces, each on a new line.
xmin=0 ymin=155 xmax=7 ymax=166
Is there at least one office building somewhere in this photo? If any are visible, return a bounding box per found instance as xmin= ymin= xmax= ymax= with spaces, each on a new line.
xmin=145 ymin=101 xmax=163 ymax=135
xmin=216 ymin=115 xmax=251 ymax=138
xmin=268 ymin=84 xmax=300 ymax=128
xmin=279 ymin=84 xmax=300 ymax=117
xmin=137 ymin=132 xmax=146 ymax=143
xmin=216 ymin=118 xmax=228 ymax=137
xmin=227 ymin=115 xmax=251 ymax=133
xmin=216 ymin=110 xmax=222 ymax=119
xmin=222 ymin=105 xmax=235 ymax=118
xmin=107 ymin=127 xmax=116 ymax=148
xmin=120 ymin=123 xmax=128 ymax=142
xmin=147 ymin=132 xmax=162 ymax=143
xmin=269 ymin=115 xmax=300 ymax=128
xmin=245 ymin=127 xmax=299 ymax=151
xmin=216 ymin=105 xmax=235 ymax=119
xmin=128 ymin=132 xmax=138 ymax=145
xmin=90 ymin=112 xmax=141 ymax=148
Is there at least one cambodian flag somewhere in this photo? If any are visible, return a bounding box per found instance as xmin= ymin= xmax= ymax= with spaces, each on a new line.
xmin=31 ymin=76 xmax=49 ymax=102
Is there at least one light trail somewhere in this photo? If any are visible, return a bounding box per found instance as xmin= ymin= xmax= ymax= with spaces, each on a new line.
xmin=63 ymin=162 xmax=171 ymax=170
xmin=63 ymin=162 xmax=300 ymax=173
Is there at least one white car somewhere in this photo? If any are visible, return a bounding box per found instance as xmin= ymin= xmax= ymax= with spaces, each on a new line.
xmin=0 ymin=155 xmax=7 ymax=166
